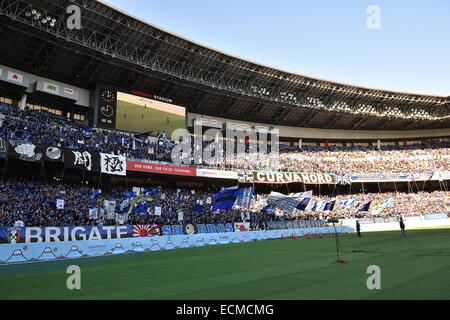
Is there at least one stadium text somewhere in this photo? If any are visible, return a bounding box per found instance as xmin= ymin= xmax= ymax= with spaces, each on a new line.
xmin=25 ymin=226 xmax=129 ymax=243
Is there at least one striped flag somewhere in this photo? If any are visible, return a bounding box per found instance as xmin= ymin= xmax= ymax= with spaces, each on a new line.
xmin=268 ymin=191 xmax=313 ymax=214
xmin=233 ymin=187 xmax=254 ymax=209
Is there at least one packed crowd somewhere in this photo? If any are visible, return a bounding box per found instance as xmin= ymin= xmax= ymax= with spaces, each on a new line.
xmin=0 ymin=175 xmax=448 ymax=227
xmin=212 ymin=147 xmax=450 ymax=174
xmin=1 ymin=102 xmax=450 ymax=175
xmin=0 ymin=178 xmax=271 ymax=227
xmin=0 ymin=103 xmax=173 ymax=162
xmin=310 ymin=191 xmax=450 ymax=219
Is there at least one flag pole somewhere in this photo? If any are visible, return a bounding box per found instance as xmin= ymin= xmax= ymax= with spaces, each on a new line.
xmin=98 ymin=172 xmax=102 ymax=190
xmin=1 ymin=158 xmax=7 ymax=180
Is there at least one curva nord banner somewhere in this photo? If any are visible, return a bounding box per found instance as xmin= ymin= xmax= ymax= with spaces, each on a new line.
xmin=253 ymin=171 xmax=336 ymax=185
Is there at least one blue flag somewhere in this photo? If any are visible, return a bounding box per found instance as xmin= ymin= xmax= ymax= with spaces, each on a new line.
xmin=261 ymin=205 xmax=274 ymax=214
xmin=192 ymin=204 xmax=204 ymax=214
xmin=359 ymin=201 xmax=372 ymax=212
xmin=296 ymin=197 xmax=311 ymax=211
xmin=212 ymin=187 xmax=242 ymax=211
xmin=234 ymin=187 xmax=254 ymax=209
xmin=324 ymin=201 xmax=335 ymax=211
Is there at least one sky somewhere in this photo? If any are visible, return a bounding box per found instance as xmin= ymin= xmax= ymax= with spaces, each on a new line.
xmin=102 ymin=0 xmax=450 ymax=97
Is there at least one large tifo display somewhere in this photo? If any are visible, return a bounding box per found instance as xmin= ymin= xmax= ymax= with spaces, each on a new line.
xmin=97 ymin=88 xmax=186 ymax=134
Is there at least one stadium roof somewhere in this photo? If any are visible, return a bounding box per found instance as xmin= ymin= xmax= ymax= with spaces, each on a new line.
xmin=0 ymin=0 xmax=449 ymax=130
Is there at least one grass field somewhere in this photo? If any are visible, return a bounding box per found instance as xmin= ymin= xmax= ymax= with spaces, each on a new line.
xmin=1 ymin=229 xmax=450 ymax=300
xmin=116 ymin=99 xmax=185 ymax=134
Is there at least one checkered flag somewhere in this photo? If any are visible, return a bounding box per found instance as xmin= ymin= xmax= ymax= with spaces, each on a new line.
xmin=238 ymin=170 xmax=254 ymax=184
xmin=334 ymin=174 xmax=352 ymax=185
xmin=268 ymin=191 xmax=313 ymax=214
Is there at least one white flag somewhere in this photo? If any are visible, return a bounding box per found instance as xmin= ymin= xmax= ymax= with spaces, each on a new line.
xmin=133 ymin=187 xmax=141 ymax=194
xmin=56 ymin=199 xmax=65 ymax=210
xmin=100 ymin=153 xmax=126 ymax=176
xmin=89 ymin=208 xmax=98 ymax=219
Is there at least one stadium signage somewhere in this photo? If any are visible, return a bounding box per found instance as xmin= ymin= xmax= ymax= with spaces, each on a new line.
xmin=196 ymin=168 xmax=238 ymax=180
xmin=130 ymin=89 xmax=173 ymax=103
xmin=0 ymin=225 xmax=163 ymax=244
xmin=64 ymin=88 xmax=75 ymax=95
xmin=253 ymin=171 xmax=336 ymax=185
xmin=266 ymin=220 xmax=327 ymax=230
xmin=6 ymin=71 xmax=23 ymax=84
xmin=0 ymin=228 xmax=351 ymax=263
xmin=43 ymin=82 xmax=60 ymax=94
xmin=127 ymin=160 xmax=197 ymax=176
xmin=0 ymin=226 xmax=130 ymax=243
xmin=160 ymin=223 xmax=234 ymax=236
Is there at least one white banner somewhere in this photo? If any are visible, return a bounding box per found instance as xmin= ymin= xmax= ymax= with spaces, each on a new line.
xmin=100 ymin=153 xmax=126 ymax=176
xmin=154 ymin=206 xmax=162 ymax=216
xmin=104 ymin=200 xmax=116 ymax=219
xmin=56 ymin=199 xmax=65 ymax=210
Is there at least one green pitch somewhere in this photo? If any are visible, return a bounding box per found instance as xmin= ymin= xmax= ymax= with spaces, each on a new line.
xmin=1 ymin=229 xmax=450 ymax=300
xmin=116 ymin=99 xmax=185 ymax=134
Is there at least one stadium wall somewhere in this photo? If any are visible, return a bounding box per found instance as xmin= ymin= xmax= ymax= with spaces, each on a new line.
xmin=0 ymin=227 xmax=353 ymax=264
xmin=342 ymin=217 xmax=450 ymax=232
xmin=188 ymin=113 xmax=450 ymax=140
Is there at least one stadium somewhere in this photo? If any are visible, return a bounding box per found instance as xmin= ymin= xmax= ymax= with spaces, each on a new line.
xmin=0 ymin=0 xmax=449 ymax=303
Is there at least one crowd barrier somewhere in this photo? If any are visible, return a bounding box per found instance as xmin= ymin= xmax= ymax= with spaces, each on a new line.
xmin=0 ymin=226 xmax=353 ymax=264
